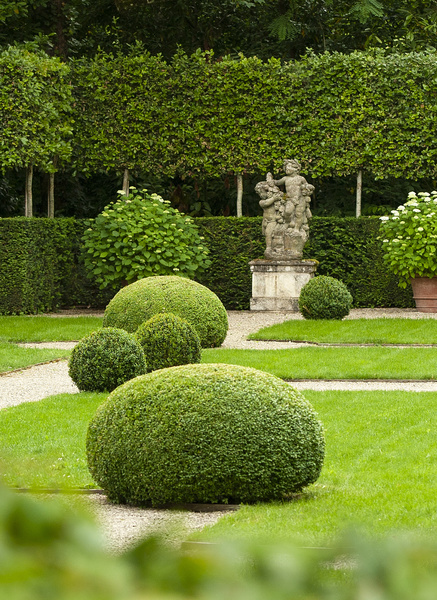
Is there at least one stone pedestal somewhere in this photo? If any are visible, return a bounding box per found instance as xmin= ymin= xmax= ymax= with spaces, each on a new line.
xmin=249 ymin=259 xmax=318 ymax=311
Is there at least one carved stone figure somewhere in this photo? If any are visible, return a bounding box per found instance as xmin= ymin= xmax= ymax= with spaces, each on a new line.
xmin=256 ymin=159 xmax=314 ymax=260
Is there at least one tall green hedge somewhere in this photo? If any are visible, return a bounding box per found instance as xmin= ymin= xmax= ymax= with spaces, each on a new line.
xmin=0 ymin=216 xmax=412 ymax=314
xmin=195 ymin=217 xmax=414 ymax=310
xmin=0 ymin=218 xmax=113 ymax=314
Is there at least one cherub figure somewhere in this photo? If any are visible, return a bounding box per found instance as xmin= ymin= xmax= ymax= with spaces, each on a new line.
xmin=273 ymin=159 xmax=307 ymax=222
xmin=255 ymin=174 xmax=284 ymax=253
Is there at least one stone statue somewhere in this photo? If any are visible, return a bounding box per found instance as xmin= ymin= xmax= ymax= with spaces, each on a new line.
xmin=256 ymin=159 xmax=314 ymax=260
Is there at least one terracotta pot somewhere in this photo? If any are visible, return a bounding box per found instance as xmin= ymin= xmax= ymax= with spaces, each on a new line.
xmin=410 ymin=277 xmax=437 ymax=313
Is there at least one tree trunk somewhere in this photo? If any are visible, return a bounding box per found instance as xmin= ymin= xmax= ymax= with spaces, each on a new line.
xmin=356 ymin=169 xmax=363 ymax=217
xmin=236 ymin=173 xmax=243 ymax=217
xmin=123 ymin=168 xmax=130 ymax=196
xmin=52 ymin=0 xmax=68 ymax=59
xmin=25 ymin=164 xmax=33 ymax=217
xmin=48 ymin=172 xmax=55 ymax=218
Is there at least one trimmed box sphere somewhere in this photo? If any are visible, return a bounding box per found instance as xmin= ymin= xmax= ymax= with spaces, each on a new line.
xmin=299 ymin=275 xmax=353 ymax=320
xmin=86 ymin=363 xmax=325 ymax=505
xmin=68 ymin=327 xmax=146 ymax=392
xmin=135 ymin=312 xmax=201 ymax=372
xmin=103 ymin=276 xmax=228 ymax=348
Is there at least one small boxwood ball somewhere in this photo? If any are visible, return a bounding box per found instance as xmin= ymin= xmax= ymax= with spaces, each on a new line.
xmin=102 ymin=276 xmax=228 ymax=348
xmin=68 ymin=328 xmax=146 ymax=392
xmin=135 ymin=312 xmax=201 ymax=372
xmin=299 ymin=275 xmax=353 ymax=320
xmin=86 ymin=363 xmax=325 ymax=506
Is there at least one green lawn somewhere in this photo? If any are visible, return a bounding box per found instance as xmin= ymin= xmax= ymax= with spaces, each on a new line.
xmin=0 ymin=342 xmax=71 ymax=373
xmin=202 ymin=346 xmax=437 ymax=379
xmin=0 ymin=316 xmax=103 ymax=342
xmin=249 ymin=318 xmax=437 ymax=344
xmin=192 ymin=390 xmax=437 ymax=546
xmin=0 ymin=392 xmax=107 ymax=489
xmin=1 ymin=389 xmax=436 ymax=548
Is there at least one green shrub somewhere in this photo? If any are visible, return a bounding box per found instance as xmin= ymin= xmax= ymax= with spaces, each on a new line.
xmin=135 ymin=312 xmax=201 ymax=372
xmin=299 ymin=275 xmax=353 ymax=320
xmin=103 ymin=276 xmax=228 ymax=348
xmin=82 ymin=187 xmax=211 ymax=289
xmin=86 ymin=363 xmax=325 ymax=505
xmin=68 ymin=327 xmax=146 ymax=392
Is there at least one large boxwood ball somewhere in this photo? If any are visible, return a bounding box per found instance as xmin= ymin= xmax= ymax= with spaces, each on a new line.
xmin=135 ymin=312 xmax=201 ymax=372
xmin=103 ymin=276 xmax=228 ymax=348
xmin=86 ymin=363 xmax=325 ymax=505
xmin=299 ymin=275 xmax=353 ymax=320
xmin=68 ymin=328 xmax=146 ymax=392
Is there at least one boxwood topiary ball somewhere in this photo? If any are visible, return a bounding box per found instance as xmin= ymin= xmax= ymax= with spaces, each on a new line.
xmin=135 ymin=312 xmax=201 ymax=372
xmin=86 ymin=363 xmax=325 ymax=506
xmin=103 ymin=276 xmax=228 ymax=348
xmin=299 ymin=275 xmax=353 ymax=320
xmin=68 ymin=328 xmax=146 ymax=392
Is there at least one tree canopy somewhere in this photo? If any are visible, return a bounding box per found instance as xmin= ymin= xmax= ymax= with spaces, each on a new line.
xmin=1 ymin=0 xmax=437 ymax=60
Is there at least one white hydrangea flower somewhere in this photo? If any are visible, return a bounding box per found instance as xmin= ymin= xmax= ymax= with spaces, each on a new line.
xmin=418 ymin=227 xmax=424 ymax=231
xmin=391 ymin=210 xmax=399 ymax=215
xmin=413 ymin=208 xmax=421 ymax=213
xmin=408 ymin=191 xmax=417 ymax=198
xmin=380 ymin=216 xmax=389 ymax=221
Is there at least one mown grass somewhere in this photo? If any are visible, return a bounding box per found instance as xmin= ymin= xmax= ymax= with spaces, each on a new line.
xmin=192 ymin=390 xmax=437 ymax=545
xmin=0 ymin=392 xmax=107 ymax=489
xmin=0 ymin=342 xmax=71 ymax=373
xmin=1 ymin=389 xmax=436 ymax=548
xmin=0 ymin=316 xmax=103 ymax=342
xmin=248 ymin=318 xmax=437 ymax=344
xmin=202 ymin=346 xmax=437 ymax=379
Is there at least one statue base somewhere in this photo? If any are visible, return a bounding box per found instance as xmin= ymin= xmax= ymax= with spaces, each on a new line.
xmin=249 ymin=259 xmax=318 ymax=311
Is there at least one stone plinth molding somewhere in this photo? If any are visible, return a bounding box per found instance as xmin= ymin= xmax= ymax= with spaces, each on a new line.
xmin=249 ymin=259 xmax=318 ymax=311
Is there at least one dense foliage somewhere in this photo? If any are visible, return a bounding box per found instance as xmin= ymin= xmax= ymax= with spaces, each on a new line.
xmin=135 ymin=313 xmax=201 ymax=372
xmin=379 ymin=191 xmax=437 ymax=287
xmin=299 ymin=276 xmax=353 ymax=320
xmin=0 ymin=45 xmax=72 ymax=173
xmin=103 ymin=276 xmax=229 ymax=348
xmin=2 ymin=0 xmax=437 ymax=60
xmin=0 ymin=217 xmax=83 ymax=315
xmin=68 ymin=327 xmax=146 ymax=391
xmin=82 ymin=188 xmax=210 ymax=289
xmin=2 ymin=49 xmax=437 ymax=219
xmin=0 ymin=216 xmax=414 ymax=315
xmin=4 ymin=482 xmax=437 ymax=600
xmin=196 ymin=216 xmax=414 ymax=310
xmin=86 ymin=363 xmax=325 ymax=505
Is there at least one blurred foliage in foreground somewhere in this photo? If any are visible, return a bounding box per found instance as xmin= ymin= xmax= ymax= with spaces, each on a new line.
xmin=1 ymin=483 xmax=437 ymax=599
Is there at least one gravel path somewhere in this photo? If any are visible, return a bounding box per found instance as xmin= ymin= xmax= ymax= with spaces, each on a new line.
xmin=4 ymin=307 xmax=437 ymax=552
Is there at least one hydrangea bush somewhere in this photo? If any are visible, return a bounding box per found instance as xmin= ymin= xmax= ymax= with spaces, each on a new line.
xmin=379 ymin=191 xmax=437 ymax=288
xmin=82 ymin=187 xmax=211 ymax=289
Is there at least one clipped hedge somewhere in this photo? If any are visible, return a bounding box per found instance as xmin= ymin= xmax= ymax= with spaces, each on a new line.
xmin=299 ymin=276 xmax=353 ymax=320
xmin=0 ymin=216 xmax=413 ymax=314
xmin=195 ymin=216 xmax=414 ymax=310
xmin=68 ymin=327 xmax=146 ymax=392
xmin=103 ymin=276 xmax=229 ymax=348
xmin=135 ymin=313 xmax=201 ymax=372
xmin=86 ymin=363 xmax=325 ymax=505
xmin=0 ymin=217 xmax=113 ymax=315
